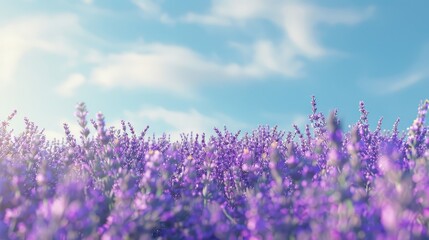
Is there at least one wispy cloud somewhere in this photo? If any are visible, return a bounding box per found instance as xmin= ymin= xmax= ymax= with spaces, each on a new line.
xmin=82 ymin=0 xmax=94 ymax=5
xmin=384 ymin=72 xmax=427 ymax=94
xmin=90 ymin=42 xmax=300 ymax=96
xmin=364 ymin=71 xmax=428 ymax=95
xmin=56 ymin=73 xmax=86 ymax=97
xmin=362 ymin=44 xmax=429 ymax=94
xmin=84 ymin=1 xmax=373 ymax=97
xmin=0 ymin=14 xmax=86 ymax=85
xmin=132 ymin=0 xmax=174 ymax=24
xmin=182 ymin=0 xmax=375 ymax=58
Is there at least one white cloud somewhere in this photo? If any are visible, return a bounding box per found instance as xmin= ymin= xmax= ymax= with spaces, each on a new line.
xmin=183 ymin=0 xmax=374 ymax=58
xmin=0 ymin=14 xmax=84 ymax=85
xmin=82 ymin=0 xmax=93 ymax=4
xmin=84 ymin=49 xmax=104 ymax=64
xmin=132 ymin=0 xmax=174 ymax=24
xmin=184 ymin=13 xmax=229 ymax=26
xmin=88 ymin=1 xmax=373 ymax=96
xmin=251 ymin=40 xmax=303 ymax=76
xmin=383 ymin=72 xmax=426 ymax=93
xmin=56 ymin=73 xmax=86 ymax=97
xmin=362 ymin=44 xmax=429 ymax=94
xmin=364 ymin=71 xmax=428 ymax=95
xmin=123 ymin=106 xmax=249 ymax=141
xmin=132 ymin=0 xmax=160 ymax=15
xmin=90 ymin=43 xmax=296 ymax=96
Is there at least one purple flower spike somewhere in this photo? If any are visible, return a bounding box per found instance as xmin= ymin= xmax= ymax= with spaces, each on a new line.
xmin=0 ymin=98 xmax=428 ymax=238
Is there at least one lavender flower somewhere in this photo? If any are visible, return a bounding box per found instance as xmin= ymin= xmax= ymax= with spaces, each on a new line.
xmin=0 ymin=97 xmax=428 ymax=239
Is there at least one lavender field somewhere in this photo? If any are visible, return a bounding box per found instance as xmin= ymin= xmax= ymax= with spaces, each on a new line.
xmin=1 ymin=97 xmax=429 ymax=239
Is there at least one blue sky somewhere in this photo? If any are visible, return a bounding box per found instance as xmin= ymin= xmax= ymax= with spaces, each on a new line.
xmin=1 ymin=0 xmax=429 ymax=140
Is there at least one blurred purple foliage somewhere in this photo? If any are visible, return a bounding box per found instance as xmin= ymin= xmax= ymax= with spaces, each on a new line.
xmin=1 ymin=97 xmax=429 ymax=239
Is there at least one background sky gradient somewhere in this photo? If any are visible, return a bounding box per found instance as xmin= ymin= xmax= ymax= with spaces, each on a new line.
xmin=1 ymin=0 xmax=429 ymax=140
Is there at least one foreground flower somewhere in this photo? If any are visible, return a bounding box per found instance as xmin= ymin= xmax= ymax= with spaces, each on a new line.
xmin=0 ymin=98 xmax=428 ymax=239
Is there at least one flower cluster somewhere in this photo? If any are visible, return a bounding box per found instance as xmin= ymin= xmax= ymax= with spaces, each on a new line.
xmin=1 ymin=97 xmax=429 ymax=239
